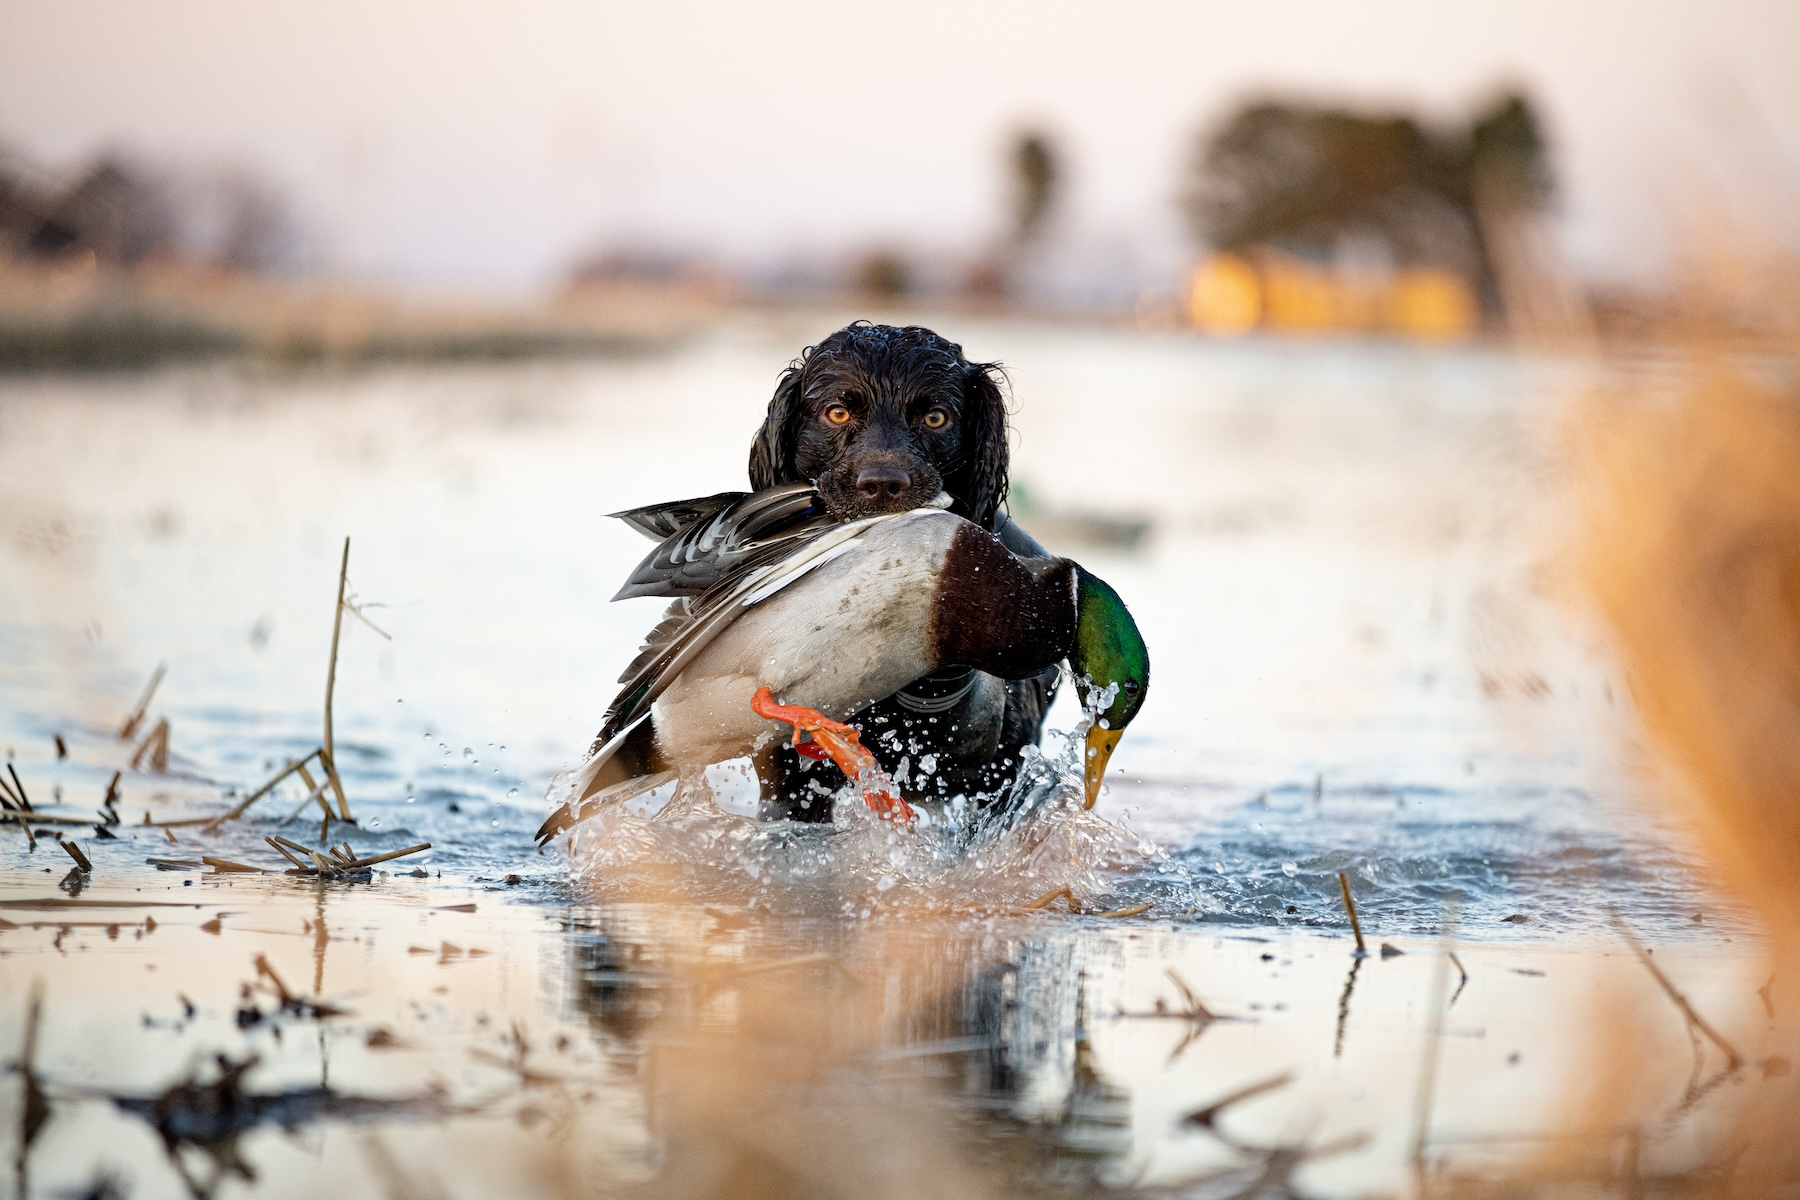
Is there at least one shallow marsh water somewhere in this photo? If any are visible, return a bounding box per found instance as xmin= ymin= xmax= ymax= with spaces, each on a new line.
xmin=0 ymin=316 xmax=1763 ymax=1197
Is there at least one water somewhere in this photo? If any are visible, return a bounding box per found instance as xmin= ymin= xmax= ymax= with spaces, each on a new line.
xmin=0 ymin=316 xmax=1750 ymax=1198
xmin=0 ymin=316 xmax=1715 ymax=937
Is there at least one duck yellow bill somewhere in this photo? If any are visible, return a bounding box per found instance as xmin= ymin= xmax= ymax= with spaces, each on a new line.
xmin=1083 ymin=726 xmax=1122 ymax=809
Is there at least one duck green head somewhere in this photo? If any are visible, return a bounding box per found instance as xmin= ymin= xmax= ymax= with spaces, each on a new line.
xmin=1070 ymin=568 xmax=1150 ymax=809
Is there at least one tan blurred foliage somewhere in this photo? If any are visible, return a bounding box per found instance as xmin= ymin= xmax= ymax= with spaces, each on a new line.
xmin=1523 ymin=276 xmax=1800 ymax=1194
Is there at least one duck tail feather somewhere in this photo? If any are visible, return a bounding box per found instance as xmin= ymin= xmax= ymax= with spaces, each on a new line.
xmin=535 ymin=717 xmax=663 ymax=845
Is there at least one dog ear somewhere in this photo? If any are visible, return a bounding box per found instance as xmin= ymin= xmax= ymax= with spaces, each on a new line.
xmin=748 ymin=361 xmax=806 ymax=489
xmin=957 ymin=359 xmax=1011 ymax=530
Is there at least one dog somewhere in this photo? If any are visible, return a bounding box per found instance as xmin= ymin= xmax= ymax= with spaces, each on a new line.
xmin=745 ymin=322 xmax=1061 ymax=819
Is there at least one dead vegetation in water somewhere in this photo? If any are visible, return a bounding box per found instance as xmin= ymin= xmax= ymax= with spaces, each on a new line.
xmin=23 ymin=538 xmax=437 ymax=882
xmin=1426 ymin=260 xmax=1800 ymax=1194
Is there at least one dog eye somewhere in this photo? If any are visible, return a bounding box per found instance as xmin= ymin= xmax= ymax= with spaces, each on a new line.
xmin=824 ymin=405 xmax=853 ymax=426
xmin=922 ymin=409 xmax=950 ymax=430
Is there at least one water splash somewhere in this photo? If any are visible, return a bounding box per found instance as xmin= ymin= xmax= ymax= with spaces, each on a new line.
xmin=561 ymin=715 xmax=1199 ymax=917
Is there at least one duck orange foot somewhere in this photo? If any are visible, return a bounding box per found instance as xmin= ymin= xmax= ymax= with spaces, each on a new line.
xmin=750 ymin=686 xmax=915 ymax=826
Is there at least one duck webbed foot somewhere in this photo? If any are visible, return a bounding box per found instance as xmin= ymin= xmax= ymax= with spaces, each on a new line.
xmin=750 ymin=686 xmax=915 ymax=826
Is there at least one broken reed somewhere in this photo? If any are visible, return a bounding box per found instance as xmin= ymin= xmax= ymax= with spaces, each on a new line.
xmin=118 ymin=663 xmax=166 ymax=741
xmin=14 ymin=538 xmax=369 ymax=852
xmin=160 ymin=536 xmax=360 ymax=834
xmin=1 ymin=765 xmax=37 ymax=850
xmin=1337 ymin=871 xmax=1367 ymax=954
xmin=128 ymin=718 xmax=170 ymax=772
xmin=1011 ymin=884 xmax=1154 ymax=919
xmin=259 ymin=833 xmax=430 ymax=878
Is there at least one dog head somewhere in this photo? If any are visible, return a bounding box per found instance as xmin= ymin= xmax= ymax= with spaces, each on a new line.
xmin=748 ymin=323 xmax=1010 ymax=528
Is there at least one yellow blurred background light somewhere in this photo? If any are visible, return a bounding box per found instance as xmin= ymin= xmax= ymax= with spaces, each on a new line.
xmin=1388 ymin=268 xmax=1479 ymax=340
xmin=1189 ymin=251 xmax=1478 ymax=341
xmin=1188 ymin=254 xmax=1261 ymax=335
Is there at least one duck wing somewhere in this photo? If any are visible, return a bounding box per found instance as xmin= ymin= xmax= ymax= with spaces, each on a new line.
xmin=599 ymin=510 xmax=888 ymax=743
xmin=538 ymin=505 xmax=934 ymax=845
xmin=611 ymin=483 xmax=831 ymax=600
xmin=611 ymin=491 xmax=745 ymax=541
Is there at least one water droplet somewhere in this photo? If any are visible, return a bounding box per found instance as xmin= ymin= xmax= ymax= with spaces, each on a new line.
xmin=462 ymin=747 xmax=473 ymax=758
xmin=490 ymin=818 xmax=500 ymax=827
xmin=1281 ymin=861 xmax=1298 ymax=877
xmin=369 ymin=818 xmax=382 ymax=829
xmin=507 ymin=788 xmax=519 ymax=799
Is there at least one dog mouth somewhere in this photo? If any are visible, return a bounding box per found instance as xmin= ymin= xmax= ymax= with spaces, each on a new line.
xmin=817 ymin=459 xmax=947 ymax=519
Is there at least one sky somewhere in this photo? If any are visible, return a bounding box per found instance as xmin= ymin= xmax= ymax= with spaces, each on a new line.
xmin=1 ymin=0 xmax=1796 ymax=290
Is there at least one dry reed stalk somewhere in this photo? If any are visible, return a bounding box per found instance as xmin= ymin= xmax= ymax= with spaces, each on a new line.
xmin=261 ymin=834 xmax=430 ymax=877
xmin=6 ymin=764 xmax=33 ymax=812
xmin=1337 ymin=871 xmax=1367 ymax=955
xmin=322 ymin=537 xmax=352 ymax=820
xmin=15 ymin=981 xmax=46 ymax=1176
xmin=129 ymin=717 xmax=171 ymax=772
xmin=254 ymin=954 xmax=294 ymax=1005
xmin=343 ymin=842 xmax=430 ymax=869
xmin=61 ymin=841 xmax=91 ymax=872
xmin=1184 ymin=1072 xmax=1294 ymax=1128
xmin=1448 ymin=951 xmax=1470 ymax=1007
xmin=1610 ymin=913 xmax=1743 ymax=1072
xmin=1020 ymin=885 xmax=1080 ymax=912
xmin=263 ymin=836 xmax=310 ymax=869
xmin=276 ymin=777 xmax=334 ymax=825
xmin=118 ymin=663 xmax=166 ymax=740
xmin=210 ymin=751 xmax=320 ymax=826
xmin=1164 ymin=967 xmax=1217 ymax=1021
xmin=0 ymin=813 xmax=92 ymax=828
xmin=201 ymin=857 xmax=270 ymax=874
xmin=194 ymin=546 xmax=361 ymax=833
xmin=1094 ymin=902 xmax=1154 ymax=918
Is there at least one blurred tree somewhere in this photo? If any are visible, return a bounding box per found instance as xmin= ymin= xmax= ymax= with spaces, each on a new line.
xmin=855 ymin=249 xmax=909 ymax=299
xmin=190 ymin=165 xmax=302 ymax=273
xmin=1012 ymin=132 xmax=1058 ymax=246
xmin=1464 ymin=92 xmax=1555 ymax=214
xmin=1183 ymin=92 xmax=1553 ymax=305
xmin=0 ymin=150 xmax=301 ymax=273
xmin=206 ymin=166 xmax=301 ymax=273
xmin=46 ymin=156 xmax=178 ymax=265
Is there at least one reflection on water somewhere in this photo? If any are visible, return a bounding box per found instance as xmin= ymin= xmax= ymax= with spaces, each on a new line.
xmin=3 ymin=879 xmax=1765 ymax=1199
xmin=0 ymin=320 xmax=1758 ymax=1195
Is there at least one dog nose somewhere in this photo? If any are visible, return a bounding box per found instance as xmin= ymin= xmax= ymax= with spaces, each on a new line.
xmin=855 ymin=465 xmax=911 ymax=502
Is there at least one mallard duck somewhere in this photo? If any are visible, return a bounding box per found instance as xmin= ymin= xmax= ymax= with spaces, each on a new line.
xmin=534 ymin=484 xmax=1148 ymax=844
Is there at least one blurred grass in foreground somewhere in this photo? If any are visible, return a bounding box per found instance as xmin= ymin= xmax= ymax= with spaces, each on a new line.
xmin=1436 ymin=240 xmax=1800 ymax=1196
